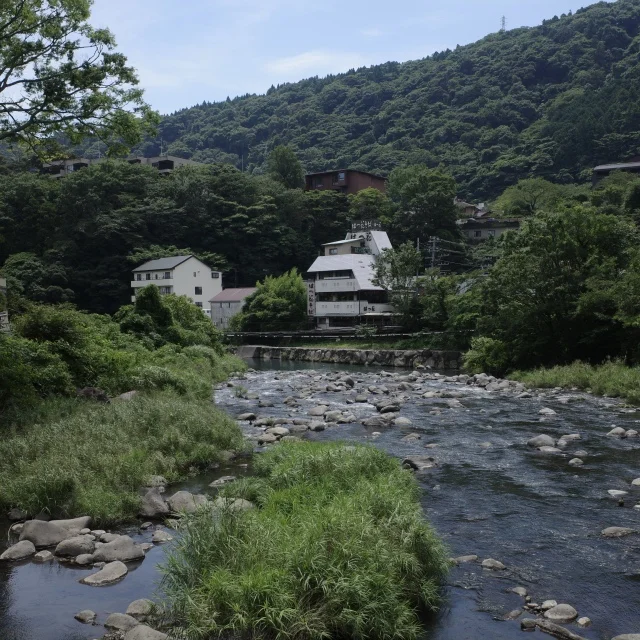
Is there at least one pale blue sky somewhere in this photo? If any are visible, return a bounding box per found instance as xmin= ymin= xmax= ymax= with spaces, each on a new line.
xmin=92 ymin=0 xmax=614 ymax=114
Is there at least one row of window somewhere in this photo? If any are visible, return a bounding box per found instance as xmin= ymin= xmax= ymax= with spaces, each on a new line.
xmin=135 ymin=271 xmax=221 ymax=280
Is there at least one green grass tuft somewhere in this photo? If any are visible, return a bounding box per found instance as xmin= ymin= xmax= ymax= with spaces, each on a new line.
xmin=162 ymin=442 xmax=449 ymax=640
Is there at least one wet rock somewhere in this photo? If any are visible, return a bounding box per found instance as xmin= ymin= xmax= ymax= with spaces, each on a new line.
xmin=8 ymin=508 xmax=27 ymax=521
xmin=209 ymin=475 xmax=236 ymax=487
xmin=105 ymin=612 xmax=140 ymax=632
xmin=338 ymin=413 xmax=356 ymax=423
xmin=126 ymin=599 xmax=154 ymax=622
xmin=535 ymin=619 xmax=587 ymax=640
xmin=33 ymin=550 xmax=53 ymax=563
xmin=55 ymin=535 xmax=95 ymax=558
xmin=608 ymin=490 xmax=628 ymax=499
xmin=402 ymin=455 xmax=437 ymax=471
xmin=309 ymin=421 xmax=326 ymax=432
xmin=0 ymin=540 xmax=36 ymax=561
xmin=266 ymin=426 xmax=290 ymax=437
xmin=100 ymin=532 xmax=120 ymax=543
xmin=542 ymin=604 xmax=578 ymax=623
xmin=511 ymin=587 xmax=528 ymax=597
xmin=324 ymin=410 xmax=342 ymax=422
xmin=527 ymin=435 xmax=556 ymax=448
xmin=212 ymin=497 xmax=254 ymax=512
xmin=258 ymin=432 xmax=279 ymax=444
xmin=577 ymin=617 xmax=591 ymax=627
xmin=309 ymin=405 xmax=329 ymax=416
xmin=124 ymin=625 xmax=168 ymax=640
xmin=394 ymin=417 xmax=413 ymax=427
xmin=569 ymin=458 xmax=584 ymax=467
xmin=19 ymin=516 xmax=92 ymax=548
xmin=481 ymin=558 xmax=506 ymax=570
xmin=540 ymin=600 xmax=558 ymax=611
xmin=237 ymin=412 xmax=256 ymax=421
xmin=521 ymin=618 xmax=537 ymax=631
xmin=80 ymin=560 xmax=128 ymax=586
xmin=452 ymin=554 xmax=478 ymax=564
xmin=91 ymin=529 xmax=106 ymax=537
xmin=602 ymin=526 xmax=636 ymax=538
xmin=612 ymin=636 xmax=640 ymax=640
xmin=9 ymin=523 xmax=23 ymax=535
xmin=152 ymin=530 xmax=173 ymax=544
xmin=380 ymin=404 xmax=400 ymax=414
xmin=74 ymin=609 xmax=97 ymax=624
xmin=166 ymin=491 xmax=208 ymax=514
xmin=538 ymin=446 xmax=562 ymax=453
xmin=626 ymin=429 xmax=639 ymax=438
xmin=539 ymin=407 xmax=557 ymax=415
xmin=632 ymin=478 xmax=640 ymax=487
xmin=607 ymin=427 xmax=627 ymax=437
xmin=401 ymin=433 xmax=422 ymax=442
xmin=505 ymin=609 xmax=522 ymax=620
xmin=355 ymin=394 xmax=369 ymax=403
xmin=92 ymin=536 xmax=145 ymax=563
xmin=362 ymin=417 xmax=386 ymax=427
xmin=573 ymin=450 xmax=588 ymax=458
xmin=75 ymin=554 xmax=94 ymax=566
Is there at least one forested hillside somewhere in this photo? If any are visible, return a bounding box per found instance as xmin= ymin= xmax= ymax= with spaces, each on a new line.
xmin=80 ymin=0 xmax=640 ymax=197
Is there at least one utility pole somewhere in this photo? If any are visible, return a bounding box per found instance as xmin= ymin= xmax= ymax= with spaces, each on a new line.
xmin=429 ymin=236 xmax=438 ymax=270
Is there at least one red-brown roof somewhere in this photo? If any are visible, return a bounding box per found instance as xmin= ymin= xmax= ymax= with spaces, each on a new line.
xmin=209 ymin=288 xmax=257 ymax=303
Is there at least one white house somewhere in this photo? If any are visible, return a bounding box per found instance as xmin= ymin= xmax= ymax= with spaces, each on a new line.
xmin=210 ymin=287 xmax=257 ymax=329
xmin=131 ymin=255 xmax=222 ymax=314
xmin=306 ymin=221 xmax=396 ymax=329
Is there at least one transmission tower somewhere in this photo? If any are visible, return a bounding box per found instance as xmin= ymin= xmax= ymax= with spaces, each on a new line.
xmin=500 ymin=16 xmax=506 ymax=33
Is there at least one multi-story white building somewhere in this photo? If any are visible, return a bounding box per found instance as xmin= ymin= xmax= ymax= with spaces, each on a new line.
xmin=210 ymin=287 xmax=257 ymax=329
xmin=306 ymin=221 xmax=396 ymax=329
xmin=131 ymin=255 xmax=221 ymax=314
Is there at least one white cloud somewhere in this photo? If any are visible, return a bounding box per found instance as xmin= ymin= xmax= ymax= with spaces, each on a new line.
xmin=265 ymin=50 xmax=367 ymax=76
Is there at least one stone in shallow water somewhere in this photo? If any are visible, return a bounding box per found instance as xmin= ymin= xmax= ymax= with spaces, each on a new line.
xmin=602 ymin=526 xmax=636 ymax=538
xmin=527 ymin=434 xmax=555 ymax=448
xmin=608 ymin=490 xmax=628 ymax=499
xmin=511 ymin=586 xmax=528 ymax=597
xmin=124 ymin=626 xmax=168 ymax=640
xmin=80 ymin=560 xmax=128 ymax=586
xmin=543 ymin=604 xmax=578 ymax=623
xmin=74 ymin=610 xmax=97 ymax=624
xmin=481 ymin=558 xmax=505 ymax=570
xmin=0 ymin=540 xmax=36 ymax=561
xmin=569 ymin=458 xmax=584 ymax=467
xmin=607 ymin=427 xmax=627 ymax=437
xmin=451 ymin=554 xmax=477 ymax=564
xmin=209 ymin=475 xmax=236 ymax=487
xmin=166 ymin=491 xmax=208 ymax=514
xmin=105 ymin=612 xmax=140 ymax=632
xmin=577 ymin=617 xmax=591 ymax=627
xmin=92 ymin=536 xmax=145 ymax=563
xmin=33 ymin=550 xmax=53 ymax=563
xmin=152 ymin=530 xmax=173 ymax=544
xmin=126 ymin=598 xmax=154 ymax=621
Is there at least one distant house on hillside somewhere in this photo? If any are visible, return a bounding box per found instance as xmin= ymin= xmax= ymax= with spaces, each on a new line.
xmin=42 ymin=155 xmax=202 ymax=179
xmin=455 ymin=197 xmax=490 ymax=218
xmin=592 ymin=157 xmax=640 ymax=185
xmin=306 ymin=220 xmax=395 ymax=329
xmin=210 ymin=288 xmax=257 ymax=329
xmin=458 ymin=217 xmax=520 ymax=242
xmin=304 ymin=169 xmax=386 ymax=195
xmin=131 ymin=255 xmax=221 ymax=315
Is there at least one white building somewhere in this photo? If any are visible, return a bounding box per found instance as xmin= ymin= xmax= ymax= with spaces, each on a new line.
xmin=210 ymin=288 xmax=257 ymax=329
xmin=306 ymin=221 xmax=396 ymax=329
xmin=131 ymin=255 xmax=222 ymax=314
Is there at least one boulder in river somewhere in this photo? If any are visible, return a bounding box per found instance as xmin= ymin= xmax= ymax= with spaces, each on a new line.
xmin=451 ymin=554 xmax=478 ymax=564
xmin=55 ymin=535 xmax=95 ymax=558
xmin=607 ymin=427 xmax=627 ymax=437
xmin=608 ymin=490 xmax=628 ymax=499
xmin=33 ymin=550 xmax=53 ymax=563
xmin=539 ymin=407 xmax=557 ymax=416
xmin=601 ymin=526 xmax=636 ymax=538
xmin=74 ymin=610 xmax=97 ymax=624
xmin=481 ymin=558 xmax=506 ymax=570
xmin=0 ymin=540 xmax=36 ymax=561
xmin=126 ymin=599 xmax=154 ymax=622
xmin=544 ymin=604 xmax=578 ymax=623
xmin=166 ymin=491 xmax=208 ymax=514
xmin=511 ymin=586 xmax=528 ymax=597
xmin=612 ymin=636 xmax=640 ymax=640
xmin=152 ymin=530 xmax=173 ymax=544
xmin=124 ymin=626 xmax=168 ymax=640
xmin=394 ymin=417 xmax=413 ymax=427
xmin=105 ymin=612 xmax=140 ymax=632
xmin=19 ymin=516 xmax=92 ymax=548
xmin=80 ymin=560 xmax=128 ymax=586
xmin=632 ymin=478 xmax=640 ymax=487
xmin=92 ymin=535 xmax=145 ymax=563
xmin=139 ymin=488 xmax=170 ymax=518
xmin=527 ymin=434 xmax=556 ymax=448
xmin=402 ymin=455 xmax=437 ymax=471
xmin=237 ymin=412 xmax=256 ymax=421
xmin=308 ymin=405 xmax=329 ymax=416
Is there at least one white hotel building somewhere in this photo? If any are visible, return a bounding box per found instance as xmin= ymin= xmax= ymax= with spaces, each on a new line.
xmin=306 ymin=221 xmax=396 ymax=329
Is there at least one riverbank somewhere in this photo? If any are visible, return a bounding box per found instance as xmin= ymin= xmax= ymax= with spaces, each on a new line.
xmin=511 ymin=360 xmax=640 ymax=405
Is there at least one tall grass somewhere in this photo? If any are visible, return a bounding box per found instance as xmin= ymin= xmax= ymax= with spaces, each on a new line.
xmin=162 ymin=442 xmax=449 ymax=640
xmin=511 ymin=360 xmax=640 ymax=403
xmin=0 ymin=393 xmax=245 ymax=524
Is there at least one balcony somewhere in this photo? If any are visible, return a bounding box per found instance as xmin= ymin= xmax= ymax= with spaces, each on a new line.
xmin=131 ymin=276 xmax=173 ymax=287
xmin=314 ymin=301 xmax=359 ymax=317
xmin=314 ymin=278 xmax=358 ymax=293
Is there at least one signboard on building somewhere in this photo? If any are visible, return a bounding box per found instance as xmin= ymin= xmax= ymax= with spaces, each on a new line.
xmin=307 ymin=280 xmax=316 ymax=316
xmin=351 ymin=219 xmax=383 ymax=231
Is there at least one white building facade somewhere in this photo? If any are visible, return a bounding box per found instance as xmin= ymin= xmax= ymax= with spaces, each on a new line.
xmin=131 ymin=255 xmax=222 ymax=314
xmin=210 ymin=288 xmax=257 ymax=329
xmin=306 ymin=221 xmax=396 ymax=329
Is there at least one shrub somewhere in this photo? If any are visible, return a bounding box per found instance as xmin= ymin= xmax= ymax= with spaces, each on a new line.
xmin=163 ymin=442 xmax=449 ymax=640
xmin=463 ymin=336 xmax=510 ymax=375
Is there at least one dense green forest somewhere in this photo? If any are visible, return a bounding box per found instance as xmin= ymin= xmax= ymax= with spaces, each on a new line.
xmin=79 ymin=0 xmax=640 ymax=197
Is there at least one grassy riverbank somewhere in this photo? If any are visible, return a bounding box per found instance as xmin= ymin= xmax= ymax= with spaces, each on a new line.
xmin=510 ymin=360 xmax=640 ymax=404
xmin=163 ymin=442 xmax=449 ymax=640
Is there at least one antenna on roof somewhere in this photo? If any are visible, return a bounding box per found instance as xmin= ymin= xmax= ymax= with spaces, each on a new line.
xmin=500 ymin=16 xmax=506 ymax=32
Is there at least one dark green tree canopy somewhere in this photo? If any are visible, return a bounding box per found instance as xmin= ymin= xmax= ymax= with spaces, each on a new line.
xmin=266 ymin=146 xmax=304 ymax=189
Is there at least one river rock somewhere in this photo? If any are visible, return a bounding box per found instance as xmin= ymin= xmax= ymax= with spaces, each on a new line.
xmin=124 ymin=625 xmax=168 ymax=640
xmin=402 ymin=433 xmax=422 ymax=442
xmin=258 ymin=432 xmax=279 ymax=444
xmin=105 ymin=612 xmax=140 ymax=632
xmin=152 ymin=530 xmax=173 ymax=543
xmin=80 ymin=560 xmax=128 ymax=586
xmin=167 ymin=491 xmax=208 ymax=514
xmin=324 ymin=410 xmax=342 ymax=422
xmin=55 ymin=535 xmax=95 ymax=557
xmin=19 ymin=516 xmax=92 ymax=548
xmin=338 ymin=413 xmax=357 ymax=423
xmin=309 ymin=421 xmax=326 ymax=431
xmin=9 ymin=523 xmax=23 ymax=535
xmin=33 ymin=550 xmax=53 ymax=562
xmin=626 ymin=429 xmax=639 ymax=437
xmin=309 ymin=405 xmax=329 ymax=416
xmin=380 ymin=404 xmax=400 ymax=414
xmin=577 ymin=617 xmax=591 ymax=627
xmin=538 ymin=446 xmax=562 ymax=453
xmin=540 ymin=600 xmax=558 ymax=611
xmin=209 ymin=475 xmax=236 ymax=487
xmin=632 ymin=478 xmax=640 ymax=487
xmin=569 ymin=458 xmax=584 ymax=466
xmin=535 ymin=619 xmax=587 ymax=640
xmin=607 ymin=427 xmax=627 ymax=437
xmin=394 ymin=417 xmax=413 ymax=427
xmin=452 ymin=554 xmax=478 ymax=564
xmin=527 ymin=435 xmax=556 ymax=448
xmin=237 ymin=412 xmax=256 ymax=421
xmin=362 ymin=417 xmax=386 ymax=427
xmin=612 ymin=636 xmax=640 ymax=640
xmin=75 ymin=554 xmax=94 ymax=566
xmin=74 ymin=609 xmax=97 ymax=624
xmin=126 ymin=599 xmax=154 ymax=621
xmin=544 ymin=604 xmax=578 ymax=623
xmin=266 ymin=426 xmax=290 ymax=437
xmin=402 ymin=455 xmax=437 ymax=471
xmin=8 ymin=508 xmax=27 ymax=521
xmin=481 ymin=558 xmax=506 ymax=570
xmin=0 ymin=540 xmax=36 ymax=561
xmin=212 ymin=497 xmax=254 ymax=512
xmin=608 ymin=490 xmax=628 ymax=499
xmin=92 ymin=535 xmax=145 ymax=563
xmin=100 ymin=532 xmax=120 ymax=543
xmin=505 ymin=609 xmax=522 ymax=620
xmin=602 ymin=526 xmax=636 ymax=538
xmin=511 ymin=587 xmax=528 ymax=597
xmin=355 ymin=394 xmax=368 ymax=403
xmin=539 ymin=407 xmax=557 ymax=415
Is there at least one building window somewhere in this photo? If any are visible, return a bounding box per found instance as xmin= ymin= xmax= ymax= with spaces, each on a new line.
xmin=154 ymin=273 xmax=159 ymax=279
xmin=136 ymin=273 xmax=142 ymax=281
xmin=164 ymin=271 xmax=171 ymax=279
xmin=193 ymin=272 xmax=197 ymax=277
xmin=474 ymin=230 xmax=482 ymax=238
xmin=146 ymin=273 xmax=151 ymax=280
xmin=195 ymin=286 xmax=202 ymax=295
xmin=195 ymin=302 xmax=203 ymax=308
xmin=212 ymin=272 xmax=220 ymax=279
xmin=329 ymin=248 xmax=338 ymax=255
xmin=488 ymin=230 xmax=496 ymax=238
xmin=159 ymin=286 xmax=171 ymax=294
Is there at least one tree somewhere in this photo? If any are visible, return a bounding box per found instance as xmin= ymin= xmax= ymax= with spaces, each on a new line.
xmin=387 ymin=167 xmax=459 ymax=243
xmin=266 ymin=146 xmax=304 ymax=189
xmin=233 ymin=269 xmax=307 ymax=331
xmin=493 ymin=178 xmax=564 ymax=216
xmin=372 ymin=242 xmax=422 ymax=329
xmin=348 ymin=188 xmax=395 ymax=225
xmin=0 ymin=0 xmax=158 ymax=154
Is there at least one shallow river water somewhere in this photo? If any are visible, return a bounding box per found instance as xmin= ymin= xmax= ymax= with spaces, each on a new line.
xmin=1 ymin=359 xmax=639 ymax=640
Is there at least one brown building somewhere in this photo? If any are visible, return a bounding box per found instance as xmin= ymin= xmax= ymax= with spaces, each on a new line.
xmin=305 ymin=169 xmax=386 ymax=195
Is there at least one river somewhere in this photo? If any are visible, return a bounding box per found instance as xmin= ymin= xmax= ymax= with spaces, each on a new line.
xmin=1 ymin=359 xmax=639 ymax=640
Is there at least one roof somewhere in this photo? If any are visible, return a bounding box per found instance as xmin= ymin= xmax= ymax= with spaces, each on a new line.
xmin=459 ymin=218 xmax=521 ymax=228
xmin=133 ymin=255 xmax=193 ymax=271
xmin=370 ymin=230 xmax=392 ymax=252
xmin=323 ymin=238 xmax=361 ymax=246
xmin=307 ymin=254 xmax=383 ymax=290
xmin=593 ymin=162 xmax=640 ymax=172
xmin=305 ymin=169 xmax=387 ymax=180
xmin=210 ymin=288 xmax=257 ymax=303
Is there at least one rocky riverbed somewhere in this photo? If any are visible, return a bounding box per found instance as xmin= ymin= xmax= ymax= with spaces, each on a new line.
xmin=1 ymin=360 xmax=639 ymax=640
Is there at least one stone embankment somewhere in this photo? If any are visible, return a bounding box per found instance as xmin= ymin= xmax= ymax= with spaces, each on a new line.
xmin=235 ymin=345 xmax=461 ymax=369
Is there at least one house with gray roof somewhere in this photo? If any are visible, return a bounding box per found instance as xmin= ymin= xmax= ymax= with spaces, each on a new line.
xmin=306 ymin=222 xmax=396 ymax=329
xmin=131 ymin=255 xmax=221 ymax=315
xmin=210 ymin=287 xmax=257 ymax=329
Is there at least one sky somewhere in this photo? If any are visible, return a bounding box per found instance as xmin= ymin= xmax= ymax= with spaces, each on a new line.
xmin=91 ymin=0 xmax=615 ymax=115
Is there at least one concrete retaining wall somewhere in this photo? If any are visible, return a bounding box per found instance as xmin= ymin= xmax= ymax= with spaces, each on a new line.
xmin=235 ymin=345 xmax=461 ymax=370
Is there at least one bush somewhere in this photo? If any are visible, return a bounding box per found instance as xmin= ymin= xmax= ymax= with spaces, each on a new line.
xmin=0 ymin=393 xmax=245 ymax=524
xmin=163 ymin=442 xmax=449 ymax=640
xmin=463 ymin=336 xmax=510 ymax=375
